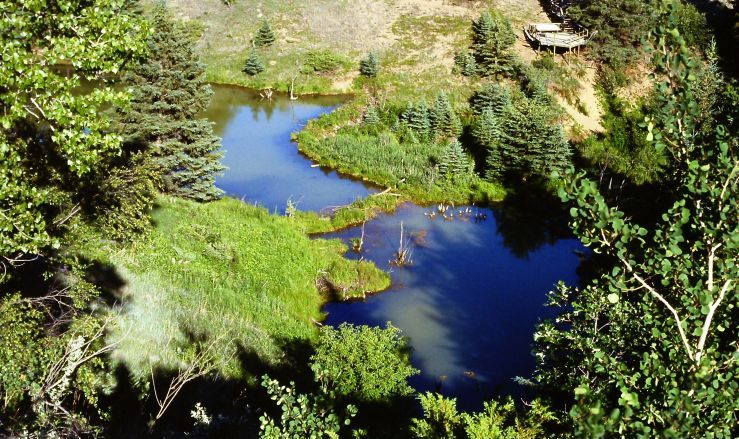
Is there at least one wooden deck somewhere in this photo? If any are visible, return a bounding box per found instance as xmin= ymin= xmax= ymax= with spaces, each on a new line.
xmin=523 ymin=23 xmax=593 ymax=51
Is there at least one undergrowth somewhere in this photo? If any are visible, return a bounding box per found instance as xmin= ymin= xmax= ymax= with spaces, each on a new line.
xmin=80 ymin=197 xmax=389 ymax=378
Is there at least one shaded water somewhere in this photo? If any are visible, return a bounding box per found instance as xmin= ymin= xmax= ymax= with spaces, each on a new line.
xmin=207 ymin=85 xmax=585 ymax=410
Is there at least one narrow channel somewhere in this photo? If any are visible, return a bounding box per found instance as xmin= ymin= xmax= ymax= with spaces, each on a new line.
xmin=203 ymin=85 xmax=586 ymax=411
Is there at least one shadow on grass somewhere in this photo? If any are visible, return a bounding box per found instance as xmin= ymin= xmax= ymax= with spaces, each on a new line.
xmin=103 ymin=331 xmax=419 ymax=438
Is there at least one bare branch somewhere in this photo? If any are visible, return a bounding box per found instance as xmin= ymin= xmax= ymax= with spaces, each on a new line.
xmin=695 ymin=280 xmax=732 ymax=363
xmin=621 ymin=259 xmax=694 ymax=361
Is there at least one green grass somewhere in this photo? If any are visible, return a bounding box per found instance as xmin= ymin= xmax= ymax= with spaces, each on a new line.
xmin=85 ymin=197 xmax=389 ymax=377
xmin=295 ymin=97 xmax=506 ymax=204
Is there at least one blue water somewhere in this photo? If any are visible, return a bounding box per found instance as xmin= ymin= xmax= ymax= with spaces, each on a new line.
xmin=206 ymin=84 xmax=586 ymax=410
xmin=203 ymin=85 xmax=375 ymax=212
xmin=322 ymin=203 xmax=583 ymax=410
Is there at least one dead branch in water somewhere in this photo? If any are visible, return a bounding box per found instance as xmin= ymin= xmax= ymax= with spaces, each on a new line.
xmin=391 ymin=221 xmax=413 ymax=266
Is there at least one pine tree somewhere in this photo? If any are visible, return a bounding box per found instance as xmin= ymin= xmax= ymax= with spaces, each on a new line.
xmin=243 ymin=48 xmax=265 ymax=75
xmin=438 ymin=140 xmax=472 ymax=179
xmin=430 ymin=92 xmax=462 ymax=139
xmin=253 ymin=20 xmax=276 ymax=47
xmin=118 ymin=6 xmax=225 ymax=201
xmin=496 ymin=98 xmax=572 ymax=179
xmin=400 ymin=100 xmax=431 ymax=140
xmin=471 ymin=10 xmax=516 ymax=76
xmin=469 ymin=83 xmax=512 ymax=116
xmin=359 ymin=52 xmax=379 ymax=77
xmin=453 ymin=50 xmax=476 ymax=76
xmin=364 ymin=106 xmax=380 ymax=125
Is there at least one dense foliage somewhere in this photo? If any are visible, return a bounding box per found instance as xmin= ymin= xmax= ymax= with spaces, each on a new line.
xmin=535 ymin=2 xmax=738 ymax=436
xmin=0 ymin=0 xmax=147 ymax=260
xmin=411 ymin=393 xmax=555 ymax=439
xmin=470 ymin=84 xmax=572 ymax=181
xmin=119 ymin=7 xmax=225 ymax=201
xmin=311 ymin=324 xmax=418 ymax=402
xmin=0 ymin=0 xmax=149 ymax=434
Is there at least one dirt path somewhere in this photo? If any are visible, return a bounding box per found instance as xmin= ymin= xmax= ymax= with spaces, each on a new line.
xmin=496 ymin=0 xmax=604 ymax=133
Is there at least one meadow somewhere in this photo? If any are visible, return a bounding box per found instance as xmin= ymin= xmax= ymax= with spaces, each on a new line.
xmin=82 ymin=197 xmax=389 ymax=377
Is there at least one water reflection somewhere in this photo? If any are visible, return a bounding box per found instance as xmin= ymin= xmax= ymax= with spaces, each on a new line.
xmin=202 ymin=85 xmax=375 ymax=212
xmin=323 ymin=203 xmax=584 ymax=411
xmin=206 ymin=85 xmax=586 ymax=411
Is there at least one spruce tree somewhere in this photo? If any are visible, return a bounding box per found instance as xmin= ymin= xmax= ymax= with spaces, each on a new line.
xmin=496 ymin=99 xmax=572 ymax=179
xmin=359 ymin=52 xmax=379 ymax=77
xmin=364 ymin=106 xmax=380 ymax=125
xmin=473 ymin=109 xmax=506 ymax=181
xmin=469 ymin=83 xmax=512 ymax=116
xmin=243 ymin=48 xmax=265 ymax=75
xmin=453 ymin=50 xmax=476 ymax=76
xmin=438 ymin=140 xmax=472 ymax=179
xmin=253 ymin=20 xmax=276 ymax=47
xmin=471 ymin=10 xmax=516 ymax=76
xmin=430 ymin=92 xmax=462 ymax=139
xmin=400 ymin=100 xmax=431 ymax=140
xmin=118 ymin=6 xmax=225 ymax=201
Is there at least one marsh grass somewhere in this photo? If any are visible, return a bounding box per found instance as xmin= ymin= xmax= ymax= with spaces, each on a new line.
xmin=88 ymin=197 xmax=389 ymax=377
xmin=295 ymin=103 xmax=505 ymax=204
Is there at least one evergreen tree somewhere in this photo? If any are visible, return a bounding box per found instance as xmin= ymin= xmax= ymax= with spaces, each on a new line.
xmin=473 ymin=109 xmax=505 ymax=180
xmin=495 ymin=98 xmax=572 ymax=179
xmin=471 ymin=10 xmax=516 ymax=76
xmin=453 ymin=50 xmax=476 ymax=76
xmin=469 ymin=83 xmax=512 ymax=116
xmin=364 ymin=106 xmax=380 ymax=125
xmin=400 ymin=100 xmax=431 ymax=140
xmin=438 ymin=140 xmax=472 ymax=179
xmin=243 ymin=48 xmax=265 ymax=76
xmin=430 ymin=92 xmax=462 ymax=139
xmin=119 ymin=6 xmax=225 ymax=201
xmin=359 ymin=52 xmax=379 ymax=77
xmin=253 ymin=20 xmax=276 ymax=47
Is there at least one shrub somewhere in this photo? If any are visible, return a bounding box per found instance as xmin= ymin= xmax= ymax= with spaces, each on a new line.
xmin=310 ymin=323 xmax=418 ymax=402
xmin=453 ymin=50 xmax=476 ymax=76
xmin=411 ymin=393 xmax=555 ymax=439
xmin=302 ymin=49 xmax=352 ymax=74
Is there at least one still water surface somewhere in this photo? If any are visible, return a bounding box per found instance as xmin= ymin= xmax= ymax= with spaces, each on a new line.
xmin=205 ymin=85 xmax=585 ymax=410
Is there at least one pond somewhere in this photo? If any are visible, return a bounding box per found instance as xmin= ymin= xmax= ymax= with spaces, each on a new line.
xmin=204 ymin=85 xmax=375 ymax=212
xmin=205 ymin=84 xmax=586 ymax=411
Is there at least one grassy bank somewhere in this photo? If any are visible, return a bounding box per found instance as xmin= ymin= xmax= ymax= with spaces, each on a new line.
xmin=82 ymin=197 xmax=389 ymax=377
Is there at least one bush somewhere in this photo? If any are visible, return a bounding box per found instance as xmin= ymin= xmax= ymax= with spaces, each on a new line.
xmin=302 ymin=49 xmax=352 ymax=74
xmin=310 ymin=323 xmax=418 ymax=402
xmin=411 ymin=393 xmax=556 ymax=439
